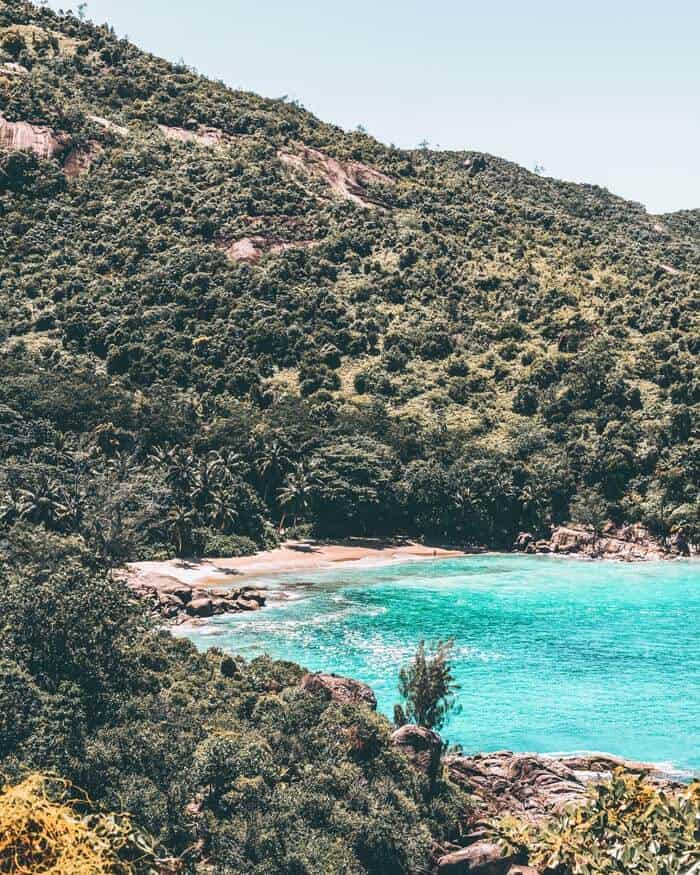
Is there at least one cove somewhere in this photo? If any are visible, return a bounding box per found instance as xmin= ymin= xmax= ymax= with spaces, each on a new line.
xmin=181 ymin=554 xmax=700 ymax=774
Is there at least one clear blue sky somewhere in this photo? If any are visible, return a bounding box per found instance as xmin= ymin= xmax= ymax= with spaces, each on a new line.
xmin=52 ymin=0 xmax=699 ymax=214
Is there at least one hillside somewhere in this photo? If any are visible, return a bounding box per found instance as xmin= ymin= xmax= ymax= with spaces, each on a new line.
xmin=1 ymin=3 xmax=700 ymax=873
xmin=1 ymin=0 xmax=698 ymax=558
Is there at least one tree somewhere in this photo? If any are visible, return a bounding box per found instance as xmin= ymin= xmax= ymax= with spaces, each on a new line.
xmin=277 ymin=462 xmax=317 ymax=530
xmin=569 ymin=486 xmax=608 ymax=536
xmin=394 ymin=640 xmax=461 ymax=732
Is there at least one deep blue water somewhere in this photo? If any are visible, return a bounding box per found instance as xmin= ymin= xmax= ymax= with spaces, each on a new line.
xmin=182 ymin=555 xmax=700 ymax=774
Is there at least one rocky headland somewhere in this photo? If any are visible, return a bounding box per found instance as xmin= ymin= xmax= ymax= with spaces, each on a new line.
xmin=299 ymin=671 xmax=682 ymax=875
xmin=516 ymin=522 xmax=693 ymax=561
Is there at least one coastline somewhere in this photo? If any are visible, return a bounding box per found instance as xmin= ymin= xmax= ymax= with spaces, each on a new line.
xmin=125 ymin=538 xmax=470 ymax=591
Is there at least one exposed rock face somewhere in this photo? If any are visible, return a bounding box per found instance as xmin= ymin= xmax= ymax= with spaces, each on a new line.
xmin=279 ymin=144 xmax=393 ymax=207
xmin=445 ymin=750 xmax=677 ymax=824
xmin=128 ymin=574 xmax=266 ymax=623
xmin=391 ymin=724 xmax=443 ymax=784
xmin=158 ymin=123 xmax=229 ymax=148
xmin=88 ymin=115 xmax=129 ymax=137
xmin=300 ymin=672 xmax=377 ymax=709
xmin=0 ymin=113 xmax=69 ymax=159
xmin=221 ymin=235 xmax=315 ymax=263
xmin=515 ymin=522 xmax=690 ymax=561
xmin=464 ymin=155 xmax=487 ymax=176
xmin=0 ymin=62 xmax=29 ymax=77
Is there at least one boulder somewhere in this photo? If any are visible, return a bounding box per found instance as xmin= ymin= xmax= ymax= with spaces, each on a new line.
xmin=236 ymin=596 xmax=262 ymax=611
xmin=446 ymin=750 xmax=677 ymax=823
xmin=464 ymin=155 xmax=487 ymax=176
xmin=158 ymin=591 xmax=185 ymax=609
xmin=391 ymin=724 xmax=443 ymax=784
xmin=187 ymin=598 xmax=213 ymax=618
xmin=437 ymin=841 xmax=517 ymax=874
xmin=514 ymin=532 xmax=534 ymax=552
xmin=549 ymin=525 xmax=595 ymax=553
xmin=300 ymin=672 xmax=377 ymax=709
xmin=158 ymin=581 xmax=193 ymax=603
xmin=240 ymin=587 xmax=266 ymax=605
xmin=667 ymin=532 xmax=690 ymax=556
xmin=507 ymin=868 xmax=540 ymax=875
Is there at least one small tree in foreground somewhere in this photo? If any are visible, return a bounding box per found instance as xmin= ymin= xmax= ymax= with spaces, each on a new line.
xmin=394 ymin=639 xmax=461 ymax=731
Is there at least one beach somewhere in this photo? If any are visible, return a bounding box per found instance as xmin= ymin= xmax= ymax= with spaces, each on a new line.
xmin=125 ymin=539 xmax=469 ymax=591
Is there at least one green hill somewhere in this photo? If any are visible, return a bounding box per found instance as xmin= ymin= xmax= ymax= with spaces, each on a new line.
xmin=1 ymin=4 xmax=699 ymax=873
xmin=1 ymin=0 xmax=698 ymax=556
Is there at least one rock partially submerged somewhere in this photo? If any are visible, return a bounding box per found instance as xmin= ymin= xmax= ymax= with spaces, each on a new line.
xmin=129 ymin=574 xmax=266 ymax=623
xmin=516 ymin=522 xmax=692 ymax=561
xmin=300 ymin=672 xmax=377 ymax=708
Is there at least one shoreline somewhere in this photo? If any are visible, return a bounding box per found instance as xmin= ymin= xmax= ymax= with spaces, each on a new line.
xmin=125 ymin=532 xmax=696 ymax=595
xmin=125 ymin=538 xmax=471 ymax=591
xmin=129 ymin=543 xmax=699 ymax=781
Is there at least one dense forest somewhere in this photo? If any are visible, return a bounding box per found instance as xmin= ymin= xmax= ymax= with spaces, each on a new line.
xmin=0 ymin=1 xmax=699 ymax=871
xmin=1 ymin=0 xmax=698 ymax=561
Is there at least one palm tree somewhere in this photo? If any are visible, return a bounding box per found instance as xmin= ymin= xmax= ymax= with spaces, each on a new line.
xmin=255 ymin=436 xmax=292 ymax=502
xmin=166 ymin=505 xmax=197 ymax=557
xmin=277 ymin=462 xmax=318 ymax=531
xmin=17 ymin=475 xmax=69 ymax=529
xmin=207 ymin=487 xmax=238 ymax=533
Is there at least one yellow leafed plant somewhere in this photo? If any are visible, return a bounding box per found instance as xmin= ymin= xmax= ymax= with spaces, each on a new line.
xmin=0 ymin=774 xmax=162 ymax=875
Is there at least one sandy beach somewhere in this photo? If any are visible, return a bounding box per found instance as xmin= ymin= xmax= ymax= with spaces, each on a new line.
xmin=126 ymin=539 xmax=469 ymax=591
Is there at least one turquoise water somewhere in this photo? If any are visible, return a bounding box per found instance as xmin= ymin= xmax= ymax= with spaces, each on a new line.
xmin=182 ymin=555 xmax=700 ymax=773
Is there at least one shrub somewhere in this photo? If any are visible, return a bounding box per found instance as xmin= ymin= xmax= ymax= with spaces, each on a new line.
xmin=493 ymin=771 xmax=700 ymax=875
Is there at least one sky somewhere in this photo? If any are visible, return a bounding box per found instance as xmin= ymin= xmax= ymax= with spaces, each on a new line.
xmin=49 ymin=0 xmax=699 ymax=214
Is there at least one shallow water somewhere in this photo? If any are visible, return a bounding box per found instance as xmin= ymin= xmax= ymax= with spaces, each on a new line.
xmin=181 ymin=554 xmax=700 ymax=773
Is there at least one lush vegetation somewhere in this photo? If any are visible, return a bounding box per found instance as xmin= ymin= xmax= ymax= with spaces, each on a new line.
xmin=0 ymin=535 xmax=469 ymax=872
xmin=1 ymin=0 xmax=698 ymax=562
xmin=493 ymin=771 xmax=700 ymax=874
xmin=1 ymin=2 xmax=699 ymax=871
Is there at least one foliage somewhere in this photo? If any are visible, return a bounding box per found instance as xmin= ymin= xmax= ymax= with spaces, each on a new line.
xmin=0 ymin=544 xmax=469 ymax=873
xmin=492 ymin=770 xmax=700 ymax=874
xmin=0 ymin=0 xmax=696 ymax=561
xmin=394 ymin=640 xmax=461 ymax=731
xmin=0 ymin=774 xmax=162 ymax=874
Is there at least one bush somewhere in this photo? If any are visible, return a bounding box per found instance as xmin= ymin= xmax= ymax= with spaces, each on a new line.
xmin=493 ymin=771 xmax=700 ymax=875
xmin=201 ymin=531 xmax=258 ymax=557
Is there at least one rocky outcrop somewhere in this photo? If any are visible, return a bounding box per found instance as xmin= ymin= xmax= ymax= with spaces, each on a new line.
xmin=464 ymin=155 xmax=487 ymax=176
xmin=300 ymin=672 xmax=377 ymax=709
xmin=88 ymin=115 xmax=129 ymax=137
xmin=0 ymin=113 xmax=70 ymax=159
xmin=391 ymin=724 xmax=443 ymax=784
xmin=221 ymin=235 xmax=316 ymax=263
xmin=515 ymin=522 xmax=691 ymax=561
xmin=158 ymin=123 xmax=230 ymax=148
xmin=129 ymin=575 xmax=266 ymax=623
xmin=445 ymin=750 xmax=677 ymax=824
xmin=279 ymin=144 xmax=393 ymax=207
xmin=0 ymin=62 xmax=29 ymax=77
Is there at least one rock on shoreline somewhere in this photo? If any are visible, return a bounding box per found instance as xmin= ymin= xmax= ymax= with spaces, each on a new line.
xmin=128 ymin=574 xmax=266 ymax=623
xmin=516 ymin=522 xmax=692 ymax=561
